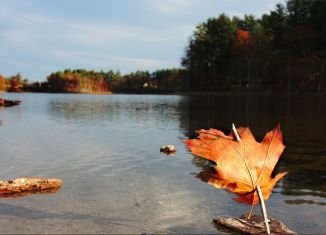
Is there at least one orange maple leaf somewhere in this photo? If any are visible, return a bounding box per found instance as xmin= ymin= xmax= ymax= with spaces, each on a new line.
xmin=185 ymin=125 xmax=287 ymax=208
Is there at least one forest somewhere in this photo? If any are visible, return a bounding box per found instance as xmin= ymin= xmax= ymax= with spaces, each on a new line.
xmin=0 ymin=0 xmax=325 ymax=94
xmin=182 ymin=0 xmax=326 ymax=93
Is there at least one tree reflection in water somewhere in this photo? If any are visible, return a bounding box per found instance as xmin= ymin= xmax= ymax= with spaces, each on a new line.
xmin=181 ymin=95 xmax=326 ymax=206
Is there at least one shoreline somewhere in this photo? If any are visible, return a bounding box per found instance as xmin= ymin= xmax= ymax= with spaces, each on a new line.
xmin=1 ymin=90 xmax=326 ymax=97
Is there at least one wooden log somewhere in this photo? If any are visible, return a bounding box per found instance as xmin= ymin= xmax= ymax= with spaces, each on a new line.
xmin=213 ymin=215 xmax=297 ymax=235
xmin=0 ymin=98 xmax=21 ymax=107
xmin=0 ymin=177 xmax=62 ymax=198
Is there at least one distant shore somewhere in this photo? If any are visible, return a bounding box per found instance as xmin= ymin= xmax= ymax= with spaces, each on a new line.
xmin=2 ymin=89 xmax=326 ymax=97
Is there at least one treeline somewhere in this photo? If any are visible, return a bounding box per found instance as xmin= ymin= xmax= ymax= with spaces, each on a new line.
xmin=0 ymin=69 xmax=187 ymax=93
xmin=46 ymin=68 xmax=187 ymax=93
xmin=0 ymin=73 xmax=31 ymax=92
xmin=182 ymin=0 xmax=326 ymax=93
xmin=1 ymin=0 xmax=326 ymax=94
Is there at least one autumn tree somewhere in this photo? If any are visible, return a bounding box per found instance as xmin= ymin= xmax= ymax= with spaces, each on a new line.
xmin=47 ymin=69 xmax=125 ymax=93
xmin=7 ymin=73 xmax=24 ymax=92
xmin=0 ymin=75 xmax=6 ymax=91
xmin=182 ymin=14 xmax=236 ymax=90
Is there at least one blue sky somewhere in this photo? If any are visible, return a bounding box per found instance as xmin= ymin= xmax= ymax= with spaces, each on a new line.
xmin=0 ymin=0 xmax=282 ymax=81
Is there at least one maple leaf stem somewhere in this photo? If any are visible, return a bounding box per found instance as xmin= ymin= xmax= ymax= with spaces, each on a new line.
xmin=247 ymin=204 xmax=254 ymax=219
xmin=257 ymin=185 xmax=271 ymax=234
xmin=232 ymin=123 xmax=241 ymax=141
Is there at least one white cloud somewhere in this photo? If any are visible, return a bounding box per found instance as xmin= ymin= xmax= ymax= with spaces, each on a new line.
xmin=0 ymin=1 xmax=193 ymax=47
xmin=0 ymin=4 xmax=10 ymax=17
xmin=50 ymin=50 xmax=174 ymax=72
xmin=61 ymin=20 xmax=192 ymax=46
xmin=0 ymin=4 xmax=51 ymax=24
xmin=63 ymin=22 xmax=162 ymax=45
xmin=0 ymin=6 xmax=50 ymax=44
xmin=1 ymin=11 xmax=189 ymax=47
xmin=147 ymin=0 xmax=197 ymax=15
xmin=21 ymin=13 xmax=51 ymax=24
xmin=2 ymin=30 xmax=31 ymax=43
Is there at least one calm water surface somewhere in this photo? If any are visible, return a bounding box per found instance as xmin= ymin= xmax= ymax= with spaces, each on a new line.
xmin=0 ymin=93 xmax=325 ymax=234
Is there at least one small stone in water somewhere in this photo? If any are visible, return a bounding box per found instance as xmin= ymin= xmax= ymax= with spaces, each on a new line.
xmin=160 ymin=145 xmax=176 ymax=154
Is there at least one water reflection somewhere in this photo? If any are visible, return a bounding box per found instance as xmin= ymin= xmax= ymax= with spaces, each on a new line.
xmin=0 ymin=187 xmax=61 ymax=199
xmin=47 ymin=94 xmax=326 ymax=203
xmin=191 ymin=156 xmax=214 ymax=171
xmin=284 ymin=199 xmax=326 ymax=206
xmin=47 ymin=95 xmax=186 ymax=128
xmin=181 ymin=95 xmax=326 ymax=205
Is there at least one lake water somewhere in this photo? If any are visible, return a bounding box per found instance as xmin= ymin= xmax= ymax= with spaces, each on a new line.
xmin=0 ymin=93 xmax=325 ymax=234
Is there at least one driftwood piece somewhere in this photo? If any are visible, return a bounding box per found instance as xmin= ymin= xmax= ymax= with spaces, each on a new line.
xmin=0 ymin=177 xmax=62 ymax=198
xmin=0 ymin=98 xmax=21 ymax=107
xmin=213 ymin=215 xmax=296 ymax=235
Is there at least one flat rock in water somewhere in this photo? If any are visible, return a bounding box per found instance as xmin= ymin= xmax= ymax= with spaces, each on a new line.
xmin=0 ymin=177 xmax=62 ymax=198
xmin=213 ymin=215 xmax=296 ymax=235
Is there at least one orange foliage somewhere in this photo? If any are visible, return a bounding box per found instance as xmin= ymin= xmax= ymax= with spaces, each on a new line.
xmin=185 ymin=125 xmax=287 ymax=207
xmin=0 ymin=74 xmax=5 ymax=91
xmin=234 ymin=29 xmax=250 ymax=47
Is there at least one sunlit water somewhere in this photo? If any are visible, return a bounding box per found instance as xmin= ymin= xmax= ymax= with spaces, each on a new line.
xmin=0 ymin=93 xmax=325 ymax=234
